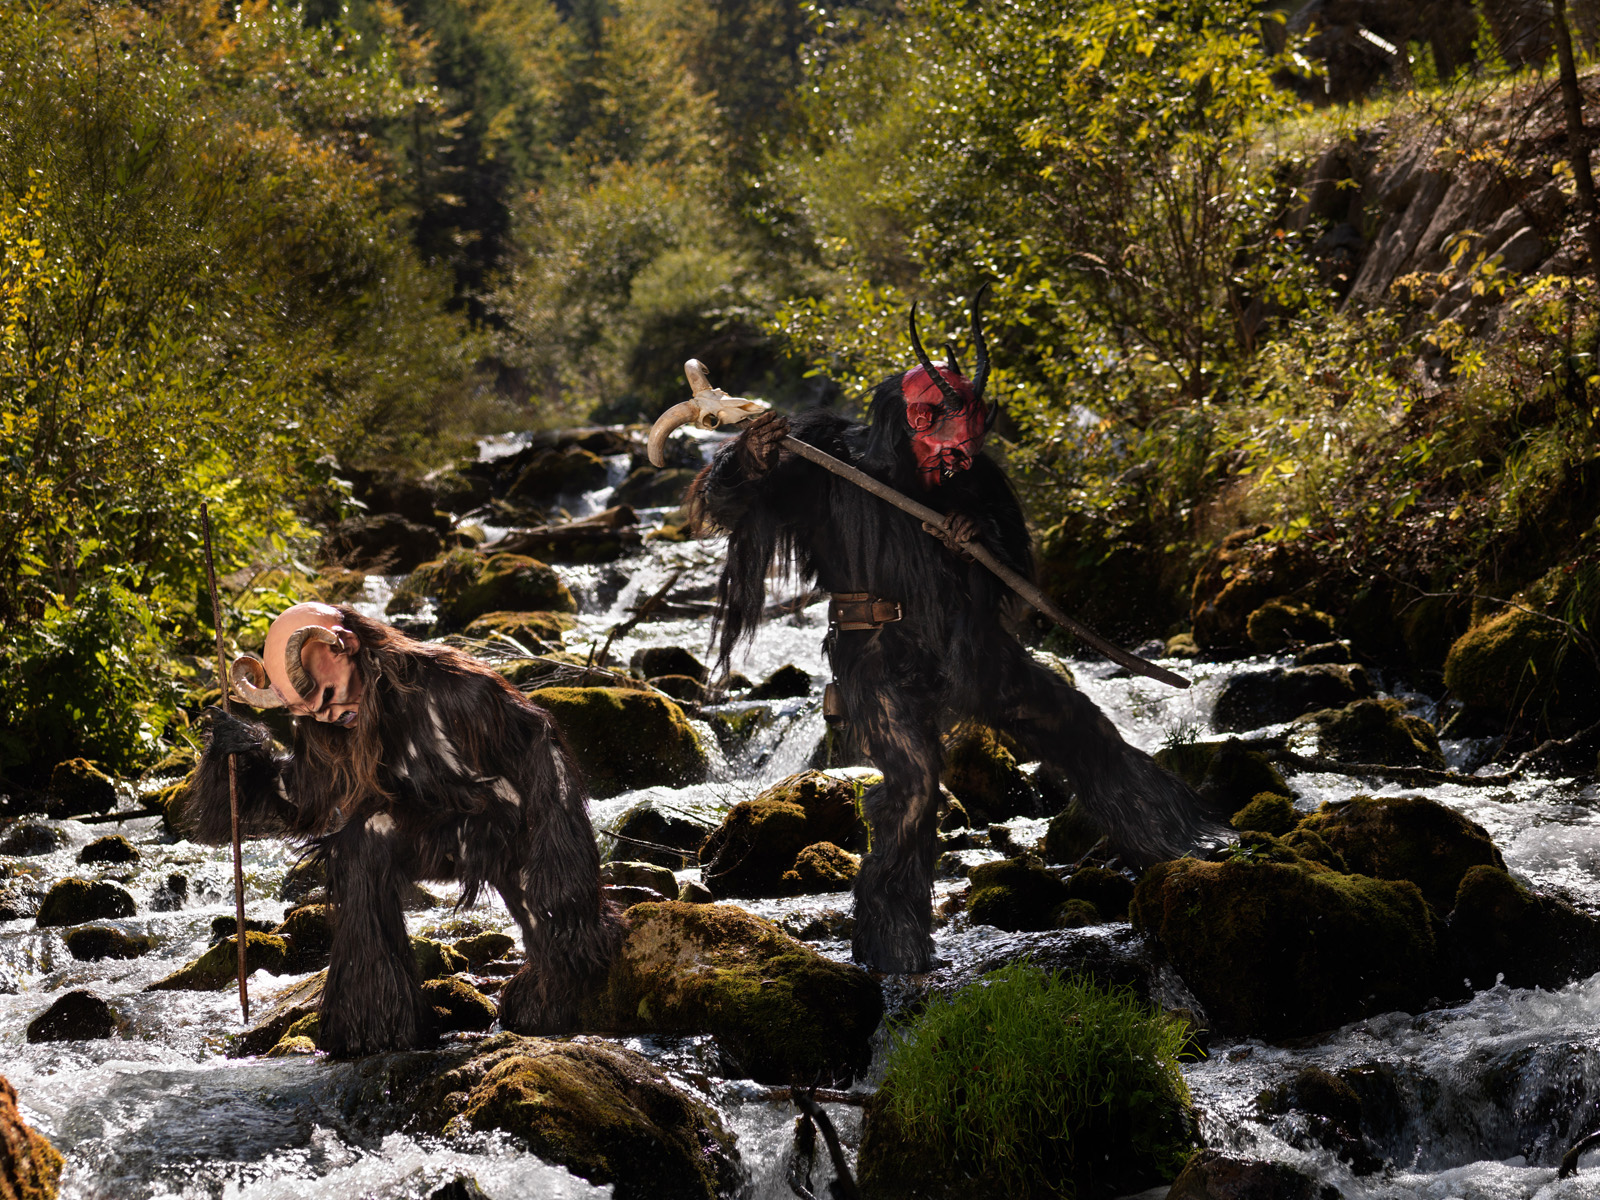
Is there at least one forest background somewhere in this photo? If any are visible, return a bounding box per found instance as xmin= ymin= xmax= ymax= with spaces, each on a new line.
xmin=3 ymin=0 xmax=1599 ymax=785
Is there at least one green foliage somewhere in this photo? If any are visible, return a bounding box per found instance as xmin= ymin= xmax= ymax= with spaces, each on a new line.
xmin=869 ymin=964 xmax=1194 ymax=1197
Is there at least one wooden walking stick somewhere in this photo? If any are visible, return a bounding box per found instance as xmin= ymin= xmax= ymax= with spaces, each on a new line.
xmin=648 ymin=361 xmax=1191 ymax=690
xmin=200 ymin=503 xmax=251 ymax=1022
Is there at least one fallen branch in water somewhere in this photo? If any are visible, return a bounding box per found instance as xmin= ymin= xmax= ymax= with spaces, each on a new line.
xmin=792 ymin=1088 xmax=860 ymax=1200
xmin=1561 ymin=1124 xmax=1600 ymax=1177
xmin=590 ymin=569 xmax=683 ymax=671
xmin=747 ymin=1084 xmax=871 ymax=1107
xmin=1261 ymin=748 xmax=1518 ymax=789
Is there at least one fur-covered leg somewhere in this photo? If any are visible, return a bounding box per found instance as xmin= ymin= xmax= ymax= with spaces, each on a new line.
xmin=985 ymin=649 xmax=1227 ymax=865
xmin=318 ymin=815 xmax=436 ymax=1057
xmin=849 ymin=685 xmax=944 ymax=974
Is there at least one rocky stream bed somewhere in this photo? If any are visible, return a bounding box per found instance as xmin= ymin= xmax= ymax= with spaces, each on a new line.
xmin=5 ymin=425 xmax=1600 ymax=1199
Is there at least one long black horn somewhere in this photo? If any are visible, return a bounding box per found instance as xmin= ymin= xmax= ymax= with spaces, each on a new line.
xmin=908 ymin=301 xmax=965 ymax=408
xmin=944 ymin=342 xmax=964 ymax=377
xmin=970 ymin=282 xmax=991 ymax=404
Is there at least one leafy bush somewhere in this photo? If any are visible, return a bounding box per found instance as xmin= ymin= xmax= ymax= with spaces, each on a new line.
xmin=859 ymin=963 xmax=1195 ymax=1198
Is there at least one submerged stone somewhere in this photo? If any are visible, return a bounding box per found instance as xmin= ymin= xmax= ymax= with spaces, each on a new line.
xmin=35 ymin=878 xmax=136 ymax=927
xmin=0 ymin=822 xmax=63 ymax=856
xmin=580 ymin=901 xmax=882 ymax=1085
xmin=26 ymin=989 xmax=115 ymax=1043
xmin=1166 ymin=1149 xmax=1334 ymax=1200
xmin=146 ymin=932 xmax=288 ymax=991
xmin=63 ymin=926 xmax=154 ymax=962
xmin=1448 ymin=865 xmax=1600 ymax=991
xmin=77 ymin=835 xmax=139 ymax=865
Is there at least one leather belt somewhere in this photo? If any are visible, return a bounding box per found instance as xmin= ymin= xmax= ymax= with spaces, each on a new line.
xmin=828 ymin=591 xmax=903 ymax=630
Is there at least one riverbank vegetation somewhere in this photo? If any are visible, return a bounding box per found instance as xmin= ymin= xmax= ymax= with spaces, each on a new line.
xmin=4 ymin=0 xmax=1598 ymax=783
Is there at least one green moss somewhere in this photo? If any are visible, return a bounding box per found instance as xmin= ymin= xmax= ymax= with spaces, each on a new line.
xmin=424 ymin=977 xmax=498 ymax=1032
xmin=940 ymin=722 xmax=1034 ymax=825
xmin=1230 ymin=793 xmax=1300 ymax=837
xmin=1290 ymin=698 xmax=1446 ymax=769
xmin=77 ymin=834 xmax=138 ymax=865
xmin=1130 ymin=857 xmax=1438 ymax=1039
xmin=782 ymin=842 xmax=859 ymax=894
xmin=273 ymin=904 xmax=333 ymax=973
xmin=146 ymin=932 xmax=288 ymax=991
xmin=707 ymin=705 xmax=773 ymax=754
xmin=1064 ymin=865 xmax=1135 ymax=920
xmin=700 ymin=771 xmax=864 ymax=897
xmin=412 ymin=936 xmax=468 ymax=979
xmin=579 ymin=901 xmax=882 ymax=1085
xmin=1297 ymin=794 xmax=1504 ymax=912
xmin=1445 ymin=604 xmax=1600 ymax=728
xmin=1042 ymin=799 xmax=1105 ymax=863
xmin=45 ymin=757 xmax=116 ymax=818
xmin=0 ymin=1075 xmax=64 ymax=1200
xmin=1053 ymin=898 xmax=1102 ymax=928
xmin=62 ymin=925 xmax=154 ymax=961
xmin=1448 ymin=865 xmax=1600 ymax=991
xmin=453 ymin=931 xmax=516 ymax=968
xmin=284 ymin=1012 xmax=321 ymax=1043
xmin=966 ymin=858 xmax=1071 ymax=932
xmin=399 ymin=550 xmax=577 ymax=632
xmin=858 ymin=965 xmax=1195 ymax=1199
xmin=264 ymin=1035 xmax=317 ymax=1058
xmin=36 ymin=877 xmax=136 ymax=927
xmin=1152 ymin=738 xmax=1290 ymax=819
xmin=507 ymin=446 xmax=608 ymax=499
xmin=528 ymin=687 xmax=707 ymax=798
xmin=148 ymin=774 xmax=193 ymax=834
xmin=1245 ymin=598 xmax=1336 ymax=653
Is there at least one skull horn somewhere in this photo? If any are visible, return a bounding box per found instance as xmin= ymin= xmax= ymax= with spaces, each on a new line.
xmin=230 ymin=655 xmax=286 ymax=709
xmin=647 ymin=400 xmax=703 ymax=468
xmin=648 ymin=360 xmax=773 ymax=466
xmin=908 ymin=301 xmax=966 ymax=409
xmin=970 ymin=283 xmax=993 ymax=426
xmin=284 ymin=624 xmax=340 ymax=699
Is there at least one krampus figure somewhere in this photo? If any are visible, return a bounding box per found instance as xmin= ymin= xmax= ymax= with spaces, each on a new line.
xmin=192 ymin=601 xmax=622 ymax=1055
xmin=688 ymin=295 xmax=1221 ymax=974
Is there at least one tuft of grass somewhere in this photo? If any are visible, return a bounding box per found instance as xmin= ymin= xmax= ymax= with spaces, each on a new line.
xmin=874 ymin=963 xmax=1195 ymax=1198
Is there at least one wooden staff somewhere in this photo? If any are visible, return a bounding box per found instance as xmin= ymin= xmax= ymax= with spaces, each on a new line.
xmin=200 ymin=503 xmax=251 ymax=1022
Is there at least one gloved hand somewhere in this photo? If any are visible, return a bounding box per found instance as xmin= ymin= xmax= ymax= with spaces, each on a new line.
xmin=203 ymin=706 xmax=266 ymax=757
xmin=738 ymin=412 xmax=790 ymax=475
xmin=923 ymin=512 xmax=980 ymax=563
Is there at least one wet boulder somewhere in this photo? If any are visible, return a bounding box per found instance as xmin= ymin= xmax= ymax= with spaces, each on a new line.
xmin=506 ymin=446 xmax=609 ymax=502
xmin=1297 ymin=794 xmax=1504 ymax=913
xmin=1293 ymin=640 xmax=1356 ymax=665
xmin=45 ymin=758 xmax=116 ymax=819
xmin=452 ymin=931 xmax=516 ymax=969
xmin=1286 ymin=699 xmax=1445 ymax=769
xmin=603 ymin=798 xmax=720 ymax=869
xmin=1043 ymin=799 xmax=1105 ymax=863
xmin=1190 ymin=528 xmax=1312 ymax=652
xmin=630 ymin=646 xmax=706 ymax=682
xmin=1130 ymin=856 xmax=1438 ymax=1039
xmin=529 ymin=688 xmax=707 ymax=798
xmin=781 ymin=842 xmax=858 ymax=894
xmin=412 ymin=936 xmax=468 ymax=980
xmin=647 ymin=675 xmax=704 ymax=704
xmin=1445 ymin=603 xmax=1600 ymax=732
xmin=146 ymin=932 xmax=287 ymax=991
xmin=1256 ymin=1066 xmax=1382 ymax=1174
xmin=321 ymin=513 xmax=442 ymax=574
xmin=600 ymin=860 xmax=678 ymax=900
xmin=395 ymin=550 xmax=576 ymax=631
xmin=706 ymin=705 xmax=773 ymax=755
xmin=747 ymin=664 xmax=812 ymax=701
xmin=612 ymin=465 xmax=699 ymax=509
xmin=1246 ymin=598 xmax=1337 ymax=653
xmin=0 ymin=1075 xmax=64 ymax=1197
xmin=1166 ymin=1149 xmax=1335 ymax=1200
xmin=423 ymin=977 xmax=498 ymax=1033
xmin=1229 ymin=793 xmax=1300 ymax=837
xmin=36 ymin=878 xmax=136 ymax=927
xmin=0 ymin=822 xmax=64 ymax=856
xmin=26 ymin=989 xmax=116 ymax=1043
xmin=148 ymin=775 xmax=193 ymax=835
xmin=940 ymin=723 xmax=1035 ymax=825
xmin=1152 ymin=739 xmax=1291 ymax=820
xmin=1211 ymin=664 xmax=1373 ymax=732
xmin=77 ymin=834 xmax=138 ymax=865
xmin=581 ymin=901 xmax=882 ymax=1085
xmin=265 ymin=1036 xmax=317 ymax=1058
xmin=413 ymin=1034 xmax=738 ymax=1200
xmin=966 ymin=858 xmax=1070 ymax=932
xmin=280 ymin=857 xmax=328 ymax=905
xmin=1447 ymin=865 xmax=1600 ymax=990
xmin=63 ymin=926 xmax=154 ymax=962
xmin=700 ymin=771 xmax=863 ymax=898
xmin=273 ymin=904 xmax=334 ymax=973
xmin=488 ymin=506 xmax=642 ymax=564
xmin=209 ymin=916 xmax=276 ymax=941
xmin=463 ymin=610 xmax=576 ymax=651
xmin=1064 ymin=865 xmax=1135 ymax=921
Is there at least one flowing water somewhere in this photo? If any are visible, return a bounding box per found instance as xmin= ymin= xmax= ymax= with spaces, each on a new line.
xmin=6 ymin=438 xmax=1600 ymax=1198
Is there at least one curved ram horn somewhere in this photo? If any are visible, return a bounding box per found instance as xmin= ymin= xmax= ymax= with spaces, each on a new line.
xmin=908 ymin=301 xmax=965 ymax=409
xmin=283 ymin=624 xmax=340 ymax=700
xmin=647 ymin=400 xmax=702 ymax=468
xmin=648 ymin=361 xmax=773 ymax=466
xmin=230 ymin=655 xmax=286 ymax=709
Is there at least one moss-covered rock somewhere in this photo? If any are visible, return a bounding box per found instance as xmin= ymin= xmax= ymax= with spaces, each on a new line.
xmin=412 ymin=936 xmax=468 ymax=979
xmin=1230 ymin=794 xmax=1301 ymax=837
xmin=453 ymin=931 xmax=516 ymax=969
xmin=1064 ymin=865 xmax=1135 ymax=920
xmin=35 ymin=877 xmax=135 ymax=927
xmin=506 ymin=446 xmax=609 ymax=501
xmin=940 ymin=723 xmax=1034 ymax=825
xmin=421 ymin=1034 xmax=738 ymax=1200
xmin=0 ymin=1075 xmax=64 ymax=1199
xmin=1287 ymin=699 xmax=1446 ymax=769
xmin=209 ymin=915 xmax=275 ymax=942
xmin=398 ymin=550 xmax=576 ymax=631
xmin=146 ymin=932 xmax=288 ymax=991
xmin=706 ymin=705 xmax=774 ymax=755
xmin=966 ymin=858 xmax=1071 ymax=932
xmin=600 ymin=860 xmax=679 ymax=900
xmin=0 ymin=822 xmax=64 ymax=856
xmin=629 ymin=646 xmax=706 ymax=682
xmin=1294 ymin=639 xmax=1356 ymax=666
xmin=45 ymin=758 xmax=116 ymax=819
xmin=77 ymin=834 xmax=138 ymax=865
xmin=529 ymin=687 xmax=707 ymax=798
xmin=1190 ymin=527 xmax=1311 ymax=652
xmin=148 ymin=773 xmax=193 ymax=834
xmin=1166 ymin=1150 xmax=1332 ymax=1200
xmin=1211 ymin=664 xmax=1373 ymax=732
xmin=700 ymin=771 xmax=863 ymax=898
xmin=604 ymin=798 xmax=720 ymax=868
xmin=264 ymin=1036 xmax=317 ymax=1058
xmin=1255 ymin=1065 xmax=1376 ymax=1173
xmin=782 ymin=842 xmax=859 ymax=894
xmin=63 ymin=926 xmax=154 ymax=962
xmin=1444 ymin=604 xmax=1600 ymax=732
xmin=647 ymin=674 xmax=704 ymax=704
xmin=1053 ymin=898 xmax=1101 ymax=928
xmin=1246 ymin=598 xmax=1337 ymax=653
xmin=273 ymin=904 xmax=334 ymax=973
xmin=1297 ymin=794 xmax=1504 ymax=912
xmin=279 ymin=856 xmax=328 ymax=905
xmin=463 ymin=610 xmax=578 ymax=648
xmin=1447 ymin=865 xmax=1600 ymax=990
xmin=1042 ymin=799 xmax=1106 ymax=863
xmin=1152 ymin=739 xmax=1291 ymax=820
xmin=747 ymin=664 xmax=812 ymax=700
xmin=424 ymin=977 xmax=499 ymax=1032
xmin=1130 ymin=856 xmax=1439 ymax=1039
xmin=581 ymin=901 xmax=882 ymax=1085
xmin=26 ymin=989 xmax=116 ymax=1043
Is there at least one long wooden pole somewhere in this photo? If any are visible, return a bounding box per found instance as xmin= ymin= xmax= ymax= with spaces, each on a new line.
xmin=200 ymin=504 xmax=250 ymax=1022
xmin=776 ymin=435 xmax=1191 ymax=690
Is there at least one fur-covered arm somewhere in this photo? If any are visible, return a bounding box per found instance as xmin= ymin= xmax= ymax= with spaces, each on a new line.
xmin=186 ymin=710 xmax=299 ymax=844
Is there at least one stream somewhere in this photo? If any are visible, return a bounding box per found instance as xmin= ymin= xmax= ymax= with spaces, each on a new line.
xmin=5 ymin=431 xmax=1600 ymax=1199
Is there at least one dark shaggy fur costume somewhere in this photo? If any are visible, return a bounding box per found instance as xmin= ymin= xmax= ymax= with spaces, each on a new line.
xmin=189 ymin=608 xmax=623 ymax=1056
xmin=691 ymin=387 xmax=1224 ymax=973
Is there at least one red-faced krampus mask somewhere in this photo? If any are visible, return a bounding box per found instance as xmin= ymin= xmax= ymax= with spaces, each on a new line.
xmin=904 ymin=289 xmax=996 ymax=489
